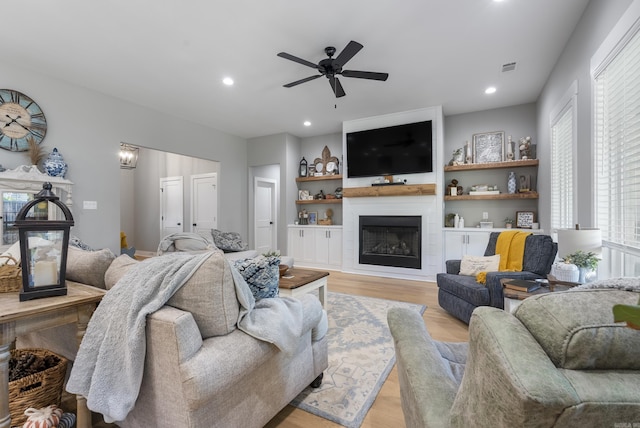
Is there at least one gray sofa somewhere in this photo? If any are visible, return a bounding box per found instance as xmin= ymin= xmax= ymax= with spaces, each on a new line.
xmin=388 ymin=287 xmax=640 ymax=427
xmin=18 ymin=249 xmax=327 ymax=428
xmin=437 ymin=232 xmax=557 ymax=324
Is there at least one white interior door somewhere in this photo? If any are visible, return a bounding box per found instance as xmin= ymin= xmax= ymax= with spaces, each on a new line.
xmin=160 ymin=176 xmax=184 ymax=239
xmin=254 ymin=177 xmax=277 ymax=253
xmin=191 ymin=173 xmax=218 ymax=235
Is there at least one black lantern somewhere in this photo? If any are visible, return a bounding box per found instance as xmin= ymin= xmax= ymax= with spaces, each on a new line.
xmin=299 ymin=157 xmax=308 ymax=177
xmin=15 ymin=182 xmax=74 ymax=301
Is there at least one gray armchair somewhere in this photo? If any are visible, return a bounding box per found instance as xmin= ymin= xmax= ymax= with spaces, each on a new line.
xmin=389 ymin=288 xmax=640 ymax=427
xmin=437 ymin=232 xmax=557 ymax=324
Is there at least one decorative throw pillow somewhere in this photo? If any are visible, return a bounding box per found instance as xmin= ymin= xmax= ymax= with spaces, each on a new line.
xmin=233 ymin=256 xmax=280 ymax=299
xmin=104 ymin=254 xmax=139 ymax=290
xmin=66 ymin=246 xmax=116 ymax=289
xmin=211 ymin=229 xmax=249 ymax=253
xmin=459 ymin=254 xmax=500 ymax=276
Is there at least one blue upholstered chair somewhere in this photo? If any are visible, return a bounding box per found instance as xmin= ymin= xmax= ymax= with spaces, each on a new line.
xmin=437 ymin=232 xmax=557 ymax=324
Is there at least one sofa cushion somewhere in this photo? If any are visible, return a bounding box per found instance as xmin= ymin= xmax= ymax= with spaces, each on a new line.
xmin=211 ymin=229 xmax=249 ymax=252
xmin=174 ymin=236 xmax=214 ymax=252
xmin=515 ymin=289 xmax=640 ymax=369
xmin=168 ymin=251 xmax=240 ymax=338
xmin=459 ymin=255 xmax=500 ymax=276
xmin=232 ymin=256 xmax=280 ymax=299
xmin=104 ymin=254 xmax=139 ymax=290
xmin=436 ymin=273 xmax=490 ymax=307
xmin=66 ymin=246 xmax=116 ymax=289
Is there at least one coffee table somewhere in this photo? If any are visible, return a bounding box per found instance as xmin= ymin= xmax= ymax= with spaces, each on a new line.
xmin=279 ymin=268 xmax=329 ymax=308
xmin=501 ymin=278 xmax=574 ymax=313
xmin=0 ymin=281 xmax=105 ymax=428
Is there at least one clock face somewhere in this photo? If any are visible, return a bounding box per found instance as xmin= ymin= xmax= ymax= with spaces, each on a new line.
xmin=0 ymin=89 xmax=47 ymax=152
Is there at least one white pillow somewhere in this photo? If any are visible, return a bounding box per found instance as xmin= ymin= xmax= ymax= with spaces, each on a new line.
xmin=459 ymin=254 xmax=500 ymax=276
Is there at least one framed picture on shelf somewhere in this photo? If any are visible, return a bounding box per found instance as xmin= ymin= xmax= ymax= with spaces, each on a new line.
xmin=308 ymin=212 xmax=318 ymax=225
xmin=516 ymin=211 xmax=535 ymax=228
xmin=472 ymin=131 xmax=505 ymax=164
xmin=298 ymin=190 xmax=310 ymax=200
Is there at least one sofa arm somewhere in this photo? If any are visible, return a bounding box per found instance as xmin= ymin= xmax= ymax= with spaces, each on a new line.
xmin=297 ymin=293 xmax=327 ymax=340
xmin=446 ymin=259 xmax=461 ymax=274
xmin=485 ymin=271 xmax=543 ymax=309
xmin=388 ymin=307 xmax=464 ymax=428
xmin=147 ymin=306 xmax=203 ymax=364
xmin=450 ymin=307 xmax=578 ymax=427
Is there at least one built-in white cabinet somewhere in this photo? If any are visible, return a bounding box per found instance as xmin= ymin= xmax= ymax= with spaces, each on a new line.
xmin=443 ymin=229 xmax=492 ymax=262
xmin=288 ymin=225 xmax=342 ymax=270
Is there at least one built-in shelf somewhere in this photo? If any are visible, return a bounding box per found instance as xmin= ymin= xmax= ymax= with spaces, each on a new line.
xmin=296 ymin=174 xmax=343 ymax=182
xmin=295 ymin=199 xmax=342 ymax=205
xmin=343 ymin=183 xmax=436 ymax=198
xmin=444 ymin=192 xmax=539 ymax=201
xmin=443 ymin=159 xmax=538 ymax=172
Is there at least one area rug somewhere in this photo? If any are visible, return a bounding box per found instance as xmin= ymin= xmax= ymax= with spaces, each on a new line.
xmin=290 ymin=292 xmax=426 ymax=428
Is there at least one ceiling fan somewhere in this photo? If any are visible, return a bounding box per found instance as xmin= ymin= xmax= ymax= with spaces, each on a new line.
xmin=277 ymin=40 xmax=389 ymax=98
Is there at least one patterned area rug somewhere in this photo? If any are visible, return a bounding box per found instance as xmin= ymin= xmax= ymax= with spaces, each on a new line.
xmin=291 ymin=292 xmax=426 ymax=428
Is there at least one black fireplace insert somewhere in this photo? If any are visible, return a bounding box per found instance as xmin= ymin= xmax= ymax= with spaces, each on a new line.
xmin=359 ymin=215 xmax=421 ymax=269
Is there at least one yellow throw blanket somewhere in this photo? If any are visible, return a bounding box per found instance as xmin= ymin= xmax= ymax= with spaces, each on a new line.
xmin=476 ymin=230 xmax=532 ymax=284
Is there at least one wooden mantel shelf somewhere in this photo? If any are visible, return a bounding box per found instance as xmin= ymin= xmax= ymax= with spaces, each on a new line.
xmin=343 ymin=183 xmax=436 ymax=198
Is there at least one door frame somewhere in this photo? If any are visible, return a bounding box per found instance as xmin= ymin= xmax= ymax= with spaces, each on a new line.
xmin=254 ymin=176 xmax=278 ymax=252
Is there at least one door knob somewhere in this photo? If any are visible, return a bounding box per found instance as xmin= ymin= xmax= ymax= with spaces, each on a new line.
xmin=177 ymin=223 xmax=181 ymax=226
xmin=193 ymin=223 xmax=197 ymax=227
xmin=270 ymin=221 xmax=273 ymax=225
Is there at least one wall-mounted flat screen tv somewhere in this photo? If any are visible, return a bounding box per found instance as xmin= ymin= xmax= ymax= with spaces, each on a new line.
xmin=346 ymin=120 xmax=433 ymax=178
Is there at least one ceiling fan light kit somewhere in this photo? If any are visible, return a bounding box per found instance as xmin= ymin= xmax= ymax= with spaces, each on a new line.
xmin=278 ymin=40 xmax=389 ymax=98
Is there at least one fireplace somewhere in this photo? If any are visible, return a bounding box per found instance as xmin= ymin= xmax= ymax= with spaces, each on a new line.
xmin=359 ymin=215 xmax=421 ymax=269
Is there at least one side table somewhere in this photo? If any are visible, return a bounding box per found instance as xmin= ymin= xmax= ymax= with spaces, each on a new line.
xmin=501 ymin=278 xmax=574 ymax=313
xmin=279 ymin=268 xmax=329 ymax=309
xmin=0 ymin=281 xmax=105 ymax=428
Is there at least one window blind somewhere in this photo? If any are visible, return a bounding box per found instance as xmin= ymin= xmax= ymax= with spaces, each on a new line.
xmin=595 ymin=27 xmax=640 ymax=250
xmin=551 ymin=105 xmax=574 ymax=230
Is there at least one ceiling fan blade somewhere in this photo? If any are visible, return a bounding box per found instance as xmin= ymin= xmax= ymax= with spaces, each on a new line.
xmin=277 ymin=52 xmax=318 ymax=69
xmin=283 ymin=75 xmax=322 ymax=88
xmin=334 ymin=41 xmax=363 ymax=66
xmin=342 ymin=70 xmax=389 ymax=81
xmin=328 ymin=76 xmax=346 ymax=98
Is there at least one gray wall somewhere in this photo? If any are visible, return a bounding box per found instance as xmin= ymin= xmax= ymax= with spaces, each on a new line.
xmin=0 ymin=61 xmax=248 ymax=254
xmin=443 ymin=103 xmax=538 ymax=227
xmin=536 ymin=0 xmax=633 ymax=231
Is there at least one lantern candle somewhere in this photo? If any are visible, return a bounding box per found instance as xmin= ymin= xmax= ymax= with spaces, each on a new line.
xmin=33 ymin=260 xmax=58 ymax=286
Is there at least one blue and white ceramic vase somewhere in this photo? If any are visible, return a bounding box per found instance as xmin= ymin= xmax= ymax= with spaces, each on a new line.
xmin=507 ymin=171 xmax=517 ymax=194
xmin=43 ymin=148 xmax=68 ymax=178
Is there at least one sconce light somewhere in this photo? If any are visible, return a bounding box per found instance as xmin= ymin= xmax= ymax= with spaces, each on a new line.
xmin=120 ymin=143 xmax=139 ymax=169
xmin=16 ymin=182 xmax=74 ymax=301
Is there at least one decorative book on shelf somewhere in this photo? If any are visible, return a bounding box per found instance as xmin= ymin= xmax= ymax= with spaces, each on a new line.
xmin=503 ymin=279 xmax=541 ymax=293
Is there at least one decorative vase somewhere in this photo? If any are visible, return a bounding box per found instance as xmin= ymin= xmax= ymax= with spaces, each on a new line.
xmin=507 ymin=171 xmax=517 ymax=194
xmin=43 ymin=148 xmax=68 ymax=178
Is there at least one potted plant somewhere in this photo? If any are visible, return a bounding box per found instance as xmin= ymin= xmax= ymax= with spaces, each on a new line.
xmin=560 ymin=250 xmax=600 ymax=283
xmin=504 ymin=217 xmax=514 ymax=229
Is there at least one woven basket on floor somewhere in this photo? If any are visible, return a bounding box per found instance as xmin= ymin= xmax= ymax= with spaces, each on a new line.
xmin=9 ymin=348 xmax=68 ymax=427
xmin=0 ymin=254 xmax=22 ymax=293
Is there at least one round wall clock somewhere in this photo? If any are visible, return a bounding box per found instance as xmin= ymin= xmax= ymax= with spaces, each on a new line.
xmin=0 ymin=89 xmax=47 ymax=152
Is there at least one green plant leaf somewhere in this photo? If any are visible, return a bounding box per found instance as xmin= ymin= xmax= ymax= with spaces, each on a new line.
xmin=613 ymin=303 xmax=640 ymax=330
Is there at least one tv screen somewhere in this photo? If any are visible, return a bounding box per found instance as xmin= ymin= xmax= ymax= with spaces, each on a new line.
xmin=346 ymin=120 xmax=433 ymax=178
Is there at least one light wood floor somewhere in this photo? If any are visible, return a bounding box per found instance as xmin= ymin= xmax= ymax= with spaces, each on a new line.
xmin=80 ymin=270 xmax=469 ymax=428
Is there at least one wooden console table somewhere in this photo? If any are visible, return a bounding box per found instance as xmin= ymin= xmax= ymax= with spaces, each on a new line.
xmin=0 ymin=281 xmax=105 ymax=428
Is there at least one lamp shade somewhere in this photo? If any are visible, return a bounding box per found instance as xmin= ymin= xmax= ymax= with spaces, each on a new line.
xmin=557 ymin=227 xmax=602 ymax=259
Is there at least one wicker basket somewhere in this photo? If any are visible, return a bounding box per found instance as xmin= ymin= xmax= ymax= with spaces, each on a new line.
xmin=0 ymin=254 xmax=22 ymax=293
xmin=9 ymin=348 xmax=68 ymax=427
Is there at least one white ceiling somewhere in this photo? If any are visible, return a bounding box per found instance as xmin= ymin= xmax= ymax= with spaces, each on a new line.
xmin=4 ymin=0 xmax=589 ymax=139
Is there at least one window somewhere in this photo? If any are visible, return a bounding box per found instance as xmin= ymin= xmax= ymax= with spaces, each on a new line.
xmin=594 ymin=25 xmax=640 ymax=253
xmin=591 ymin=3 xmax=640 ymax=278
xmin=550 ymin=82 xmax=577 ymax=230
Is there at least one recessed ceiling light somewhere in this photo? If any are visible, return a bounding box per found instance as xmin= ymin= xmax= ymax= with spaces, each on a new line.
xmin=485 ymin=86 xmax=497 ymax=94
xmin=222 ymin=77 xmax=234 ymax=86
xmin=303 ymin=121 xmax=311 ymax=127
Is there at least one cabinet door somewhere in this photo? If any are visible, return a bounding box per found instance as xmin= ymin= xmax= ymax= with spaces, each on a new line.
xmin=327 ymin=228 xmax=342 ymax=268
xmin=466 ymin=231 xmax=491 ymax=256
xmin=314 ymin=229 xmax=330 ymax=266
xmin=288 ymin=227 xmax=315 ymax=264
xmin=443 ymin=231 xmax=466 ymax=261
